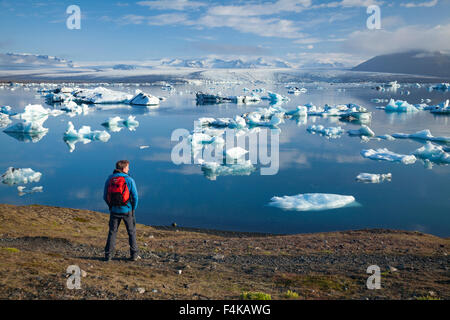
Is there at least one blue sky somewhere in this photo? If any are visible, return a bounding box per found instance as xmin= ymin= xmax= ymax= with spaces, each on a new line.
xmin=1 ymin=0 xmax=449 ymax=65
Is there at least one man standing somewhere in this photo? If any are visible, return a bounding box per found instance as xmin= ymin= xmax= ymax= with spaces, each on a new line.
xmin=103 ymin=160 xmax=139 ymax=261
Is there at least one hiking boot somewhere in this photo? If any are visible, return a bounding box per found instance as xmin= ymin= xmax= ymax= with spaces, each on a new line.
xmin=130 ymin=255 xmax=141 ymax=261
xmin=104 ymin=255 xmax=111 ymax=262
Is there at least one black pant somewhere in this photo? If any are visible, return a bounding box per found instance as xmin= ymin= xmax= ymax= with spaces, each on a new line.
xmin=104 ymin=211 xmax=138 ymax=258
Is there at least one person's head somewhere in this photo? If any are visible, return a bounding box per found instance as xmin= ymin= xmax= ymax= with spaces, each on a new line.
xmin=116 ymin=160 xmax=130 ymax=174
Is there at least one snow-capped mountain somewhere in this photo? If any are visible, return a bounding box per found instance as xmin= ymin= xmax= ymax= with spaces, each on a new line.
xmin=160 ymin=57 xmax=294 ymax=69
xmin=0 ymin=53 xmax=74 ymax=69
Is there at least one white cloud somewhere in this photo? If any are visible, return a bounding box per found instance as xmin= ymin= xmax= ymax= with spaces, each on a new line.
xmin=401 ymin=0 xmax=438 ymax=8
xmin=118 ymin=13 xmax=189 ymax=26
xmin=196 ymin=15 xmax=305 ymax=39
xmin=137 ymin=0 xmax=206 ymax=10
xmin=207 ymin=0 xmax=312 ymax=16
xmin=342 ymin=23 xmax=450 ymax=56
xmin=118 ymin=12 xmax=305 ymax=39
xmin=313 ymin=0 xmax=383 ymax=8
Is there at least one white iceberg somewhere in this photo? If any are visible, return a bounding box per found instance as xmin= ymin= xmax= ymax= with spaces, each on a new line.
xmin=356 ymin=173 xmax=392 ymax=183
xmin=60 ymin=101 xmax=90 ymax=116
xmin=429 ymin=100 xmax=450 ymax=114
xmin=286 ymin=106 xmax=308 ymax=118
xmin=361 ymin=148 xmax=416 ymax=164
xmin=73 ymin=87 xmax=133 ymax=104
xmin=190 ymin=132 xmax=225 ymax=147
xmin=265 ymin=91 xmax=289 ymax=104
xmin=0 ymin=113 xmax=11 ymax=128
xmin=413 ymin=142 xmax=450 ymax=164
xmin=129 ymin=90 xmax=160 ymax=106
xmin=307 ymin=125 xmax=344 ymax=139
xmin=198 ymin=116 xmax=246 ymax=129
xmin=348 ymin=125 xmax=375 ymax=137
xmin=12 ymin=104 xmax=63 ymax=122
xmin=102 ymin=116 xmax=139 ymax=132
xmin=63 ymin=121 xmax=111 ymax=152
xmin=17 ymin=185 xmax=43 ymax=196
xmin=385 ymin=99 xmax=420 ymax=113
xmin=4 ymin=117 xmax=49 ymax=134
xmin=199 ymin=159 xmax=255 ymax=181
xmin=377 ymin=134 xmax=396 ymax=141
xmin=247 ymin=113 xmax=283 ymax=127
xmin=225 ymin=147 xmax=248 ymax=159
xmin=269 ymin=193 xmax=356 ymax=211
xmin=1 ymin=167 xmax=42 ymax=186
xmin=391 ymin=129 xmax=450 ymax=144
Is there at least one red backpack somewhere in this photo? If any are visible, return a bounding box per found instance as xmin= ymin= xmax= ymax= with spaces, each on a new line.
xmin=106 ymin=176 xmax=130 ymax=206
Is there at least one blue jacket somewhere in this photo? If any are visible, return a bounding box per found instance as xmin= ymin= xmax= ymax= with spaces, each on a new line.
xmin=104 ymin=170 xmax=138 ymax=214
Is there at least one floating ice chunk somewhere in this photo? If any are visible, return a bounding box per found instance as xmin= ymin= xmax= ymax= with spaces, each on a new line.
xmin=101 ymin=116 xmax=124 ymax=132
xmin=73 ymin=87 xmax=133 ymax=104
xmin=139 ymin=145 xmax=150 ymax=150
xmin=429 ymin=100 xmax=450 ymax=114
xmin=63 ymin=121 xmax=111 ymax=152
xmin=377 ymin=134 xmax=395 ymax=141
xmin=307 ymin=125 xmax=344 ymax=139
xmin=413 ymin=142 xmax=450 ymax=164
xmin=247 ymin=112 xmax=282 ymax=127
xmin=348 ymin=125 xmax=375 ymax=137
xmin=130 ymin=90 xmax=160 ymax=106
xmin=385 ymin=99 xmax=420 ymax=112
xmin=45 ymin=91 xmax=70 ymax=103
xmin=12 ymin=104 xmax=63 ymax=122
xmin=225 ymin=147 xmax=248 ymax=159
xmin=102 ymin=116 xmax=139 ymax=132
xmin=269 ymin=193 xmax=356 ymax=212
xmin=1 ymin=167 xmax=42 ymax=186
xmin=0 ymin=105 xmax=12 ymax=115
xmin=431 ymin=83 xmax=450 ymax=91
xmin=266 ymin=91 xmax=289 ymax=104
xmin=391 ymin=129 xmax=450 ymax=143
xmin=190 ymin=132 xmax=224 ymax=146
xmin=0 ymin=113 xmax=11 ymax=128
xmin=199 ymin=159 xmax=255 ymax=181
xmin=17 ymin=185 xmax=43 ymax=196
xmin=371 ymin=99 xmax=388 ymax=103
xmin=61 ymin=101 xmax=90 ymax=116
xmin=287 ymin=87 xmax=307 ymax=95
xmin=356 ymin=173 xmax=392 ymax=183
xmin=361 ymin=148 xmax=416 ymax=164
xmin=123 ymin=116 xmax=139 ymax=131
xmin=4 ymin=118 xmax=49 ymax=134
xmin=286 ymin=106 xmax=308 ymax=117
xmin=230 ymin=93 xmax=261 ymax=104
xmin=196 ymin=92 xmax=228 ymax=104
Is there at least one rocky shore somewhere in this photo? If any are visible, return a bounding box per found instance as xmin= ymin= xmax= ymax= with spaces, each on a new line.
xmin=0 ymin=204 xmax=448 ymax=300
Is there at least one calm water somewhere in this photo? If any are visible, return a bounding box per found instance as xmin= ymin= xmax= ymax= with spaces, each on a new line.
xmin=0 ymin=82 xmax=449 ymax=236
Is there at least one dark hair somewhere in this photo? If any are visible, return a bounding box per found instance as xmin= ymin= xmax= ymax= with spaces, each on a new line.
xmin=115 ymin=160 xmax=130 ymax=171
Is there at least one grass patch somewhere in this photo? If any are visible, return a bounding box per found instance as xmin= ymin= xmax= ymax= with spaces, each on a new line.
xmin=2 ymin=247 xmax=20 ymax=253
xmin=284 ymin=290 xmax=299 ymax=299
xmin=240 ymin=291 xmax=271 ymax=300
xmin=416 ymin=295 xmax=441 ymax=300
xmin=73 ymin=217 xmax=90 ymax=223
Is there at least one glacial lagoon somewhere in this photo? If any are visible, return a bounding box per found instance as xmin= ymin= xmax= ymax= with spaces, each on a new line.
xmin=0 ymin=82 xmax=449 ymax=236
